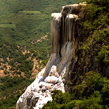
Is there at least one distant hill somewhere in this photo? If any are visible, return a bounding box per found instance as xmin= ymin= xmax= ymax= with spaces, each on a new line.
xmin=0 ymin=0 xmax=77 ymax=43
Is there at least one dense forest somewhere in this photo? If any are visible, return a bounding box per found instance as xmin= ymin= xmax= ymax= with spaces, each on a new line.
xmin=42 ymin=0 xmax=109 ymax=109
xmin=0 ymin=0 xmax=77 ymax=109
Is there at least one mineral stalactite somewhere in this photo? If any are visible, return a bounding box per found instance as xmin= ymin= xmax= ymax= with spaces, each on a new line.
xmin=51 ymin=13 xmax=62 ymax=56
xmin=16 ymin=3 xmax=86 ymax=109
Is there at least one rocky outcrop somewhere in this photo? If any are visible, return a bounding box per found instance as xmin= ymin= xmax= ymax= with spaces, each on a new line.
xmin=16 ymin=66 xmax=65 ymax=109
xmin=16 ymin=3 xmax=86 ymax=109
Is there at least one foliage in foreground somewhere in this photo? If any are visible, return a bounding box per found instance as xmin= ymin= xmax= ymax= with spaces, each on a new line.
xmin=42 ymin=71 xmax=109 ymax=109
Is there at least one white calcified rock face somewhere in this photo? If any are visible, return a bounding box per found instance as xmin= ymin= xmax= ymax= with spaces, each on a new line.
xmin=16 ymin=4 xmax=86 ymax=109
xmin=16 ymin=66 xmax=65 ymax=109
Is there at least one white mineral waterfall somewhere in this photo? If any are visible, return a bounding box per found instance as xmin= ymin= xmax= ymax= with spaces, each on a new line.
xmin=43 ymin=13 xmax=62 ymax=78
xmin=16 ymin=13 xmax=65 ymax=109
xmin=16 ymin=65 xmax=65 ymax=109
xmin=51 ymin=13 xmax=62 ymax=56
xmin=65 ymin=14 xmax=78 ymax=42
xmin=16 ymin=4 xmax=86 ymax=109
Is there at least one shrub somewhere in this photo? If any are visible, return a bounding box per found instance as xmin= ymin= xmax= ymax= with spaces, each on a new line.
xmin=101 ymin=81 xmax=109 ymax=106
xmin=4 ymin=70 xmax=9 ymax=74
xmin=85 ymin=71 xmax=104 ymax=91
xmin=96 ymin=47 xmax=109 ymax=65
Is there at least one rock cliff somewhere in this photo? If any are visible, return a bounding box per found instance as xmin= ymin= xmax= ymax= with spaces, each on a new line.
xmin=16 ymin=3 xmax=87 ymax=109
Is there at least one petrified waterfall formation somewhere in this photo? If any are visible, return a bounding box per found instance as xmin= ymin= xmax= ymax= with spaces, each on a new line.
xmin=51 ymin=13 xmax=61 ymax=56
xmin=16 ymin=4 xmax=86 ymax=109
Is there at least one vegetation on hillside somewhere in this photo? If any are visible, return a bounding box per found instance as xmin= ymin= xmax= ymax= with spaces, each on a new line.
xmin=78 ymin=0 xmax=109 ymax=70
xmin=0 ymin=76 xmax=33 ymax=109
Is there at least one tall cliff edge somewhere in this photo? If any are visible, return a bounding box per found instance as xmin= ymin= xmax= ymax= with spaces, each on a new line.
xmin=16 ymin=3 xmax=106 ymax=109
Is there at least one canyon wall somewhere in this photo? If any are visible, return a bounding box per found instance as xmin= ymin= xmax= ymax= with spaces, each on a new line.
xmin=16 ymin=3 xmax=87 ymax=109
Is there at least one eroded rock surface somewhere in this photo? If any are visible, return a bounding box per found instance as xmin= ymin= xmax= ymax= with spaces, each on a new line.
xmin=16 ymin=3 xmax=86 ymax=109
xmin=16 ymin=66 xmax=65 ymax=109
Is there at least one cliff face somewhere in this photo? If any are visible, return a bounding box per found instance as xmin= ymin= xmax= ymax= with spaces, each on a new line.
xmin=44 ymin=3 xmax=87 ymax=92
xmin=16 ymin=4 xmax=87 ymax=109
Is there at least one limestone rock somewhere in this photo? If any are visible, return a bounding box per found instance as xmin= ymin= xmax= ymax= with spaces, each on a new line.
xmin=16 ymin=3 xmax=86 ymax=109
xmin=51 ymin=13 xmax=62 ymax=55
xmin=16 ymin=65 xmax=65 ymax=109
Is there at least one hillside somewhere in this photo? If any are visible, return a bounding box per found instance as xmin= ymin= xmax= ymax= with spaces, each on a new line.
xmin=0 ymin=0 xmax=78 ymax=109
xmin=0 ymin=0 xmax=77 ymax=44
